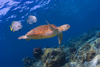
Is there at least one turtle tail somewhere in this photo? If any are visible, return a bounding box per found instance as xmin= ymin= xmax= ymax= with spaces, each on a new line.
xmin=18 ymin=35 xmax=27 ymax=39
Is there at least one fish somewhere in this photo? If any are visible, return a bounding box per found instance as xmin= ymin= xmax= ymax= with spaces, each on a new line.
xmin=10 ymin=21 xmax=22 ymax=32
xmin=27 ymin=15 xmax=37 ymax=24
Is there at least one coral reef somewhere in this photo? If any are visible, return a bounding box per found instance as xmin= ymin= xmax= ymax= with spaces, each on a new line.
xmin=22 ymin=28 xmax=100 ymax=67
xmin=41 ymin=48 xmax=66 ymax=67
xmin=60 ymin=28 xmax=100 ymax=67
xmin=22 ymin=57 xmax=36 ymax=67
xmin=65 ymin=28 xmax=99 ymax=49
xmin=32 ymin=60 xmax=44 ymax=67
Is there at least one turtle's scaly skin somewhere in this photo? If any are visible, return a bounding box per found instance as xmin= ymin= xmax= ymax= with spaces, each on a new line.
xmin=26 ymin=24 xmax=58 ymax=39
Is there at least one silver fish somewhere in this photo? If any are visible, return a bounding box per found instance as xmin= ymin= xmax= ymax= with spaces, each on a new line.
xmin=27 ymin=15 xmax=37 ymax=24
xmin=10 ymin=21 xmax=22 ymax=32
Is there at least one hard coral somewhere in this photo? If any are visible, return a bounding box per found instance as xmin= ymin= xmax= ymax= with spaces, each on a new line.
xmin=41 ymin=48 xmax=66 ymax=67
xmin=86 ymin=49 xmax=96 ymax=61
xmin=69 ymin=47 xmax=77 ymax=53
xmin=33 ymin=47 xmax=43 ymax=59
xmin=65 ymin=28 xmax=97 ymax=50
xmin=80 ymin=43 xmax=91 ymax=52
xmin=95 ymin=42 xmax=100 ymax=49
xmin=89 ymin=55 xmax=100 ymax=67
xmin=22 ymin=57 xmax=36 ymax=67
xmin=96 ymin=38 xmax=100 ymax=44
xmin=74 ymin=43 xmax=95 ymax=64
xmin=68 ymin=47 xmax=77 ymax=61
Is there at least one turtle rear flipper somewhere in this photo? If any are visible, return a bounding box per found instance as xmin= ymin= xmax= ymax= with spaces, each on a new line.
xmin=26 ymin=39 xmax=30 ymax=41
xmin=18 ymin=35 xmax=28 ymax=39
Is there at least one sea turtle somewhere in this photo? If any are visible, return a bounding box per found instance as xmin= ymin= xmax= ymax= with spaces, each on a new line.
xmin=18 ymin=21 xmax=70 ymax=44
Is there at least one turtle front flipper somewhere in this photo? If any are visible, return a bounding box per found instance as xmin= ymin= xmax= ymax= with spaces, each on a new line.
xmin=46 ymin=20 xmax=58 ymax=32
xmin=57 ymin=32 xmax=63 ymax=44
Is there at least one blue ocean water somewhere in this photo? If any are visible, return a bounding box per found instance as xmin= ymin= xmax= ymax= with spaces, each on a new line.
xmin=0 ymin=0 xmax=100 ymax=67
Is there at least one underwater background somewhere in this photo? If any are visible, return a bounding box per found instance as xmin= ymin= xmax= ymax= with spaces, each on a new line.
xmin=0 ymin=0 xmax=100 ymax=67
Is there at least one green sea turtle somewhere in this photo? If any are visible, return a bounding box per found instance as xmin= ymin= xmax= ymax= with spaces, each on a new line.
xmin=18 ymin=21 xmax=70 ymax=44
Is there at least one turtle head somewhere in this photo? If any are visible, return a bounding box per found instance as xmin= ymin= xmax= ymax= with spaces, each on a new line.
xmin=58 ymin=24 xmax=70 ymax=32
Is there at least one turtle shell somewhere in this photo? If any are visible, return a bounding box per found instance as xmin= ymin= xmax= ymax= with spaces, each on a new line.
xmin=26 ymin=24 xmax=57 ymax=36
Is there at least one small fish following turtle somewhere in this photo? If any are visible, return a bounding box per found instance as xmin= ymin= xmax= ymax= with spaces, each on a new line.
xmin=27 ymin=15 xmax=37 ymax=24
xmin=18 ymin=21 xmax=70 ymax=44
xmin=10 ymin=21 xmax=22 ymax=32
